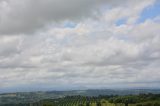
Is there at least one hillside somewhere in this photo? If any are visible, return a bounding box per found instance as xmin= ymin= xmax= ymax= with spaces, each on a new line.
xmin=0 ymin=89 xmax=160 ymax=105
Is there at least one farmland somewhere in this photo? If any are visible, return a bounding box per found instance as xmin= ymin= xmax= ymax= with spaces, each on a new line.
xmin=0 ymin=90 xmax=160 ymax=106
xmin=1 ymin=94 xmax=159 ymax=106
xmin=36 ymin=94 xmax=160 ymax=106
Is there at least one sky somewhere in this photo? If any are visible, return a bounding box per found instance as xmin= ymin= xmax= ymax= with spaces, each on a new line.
xmin=0 ymin=0 xmax=160 ymax=93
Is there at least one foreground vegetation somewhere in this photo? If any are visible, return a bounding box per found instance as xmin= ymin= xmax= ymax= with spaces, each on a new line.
xmin=0 ymin=93 xmax=160 ymax=106
xmin=40 ymin=94 xmax=160 ymax=106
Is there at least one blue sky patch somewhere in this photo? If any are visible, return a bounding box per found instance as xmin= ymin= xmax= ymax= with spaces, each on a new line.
xmin=116 ymin=18 xmax=127 ymax=26
xmin=64 ymin=21 xmax=77 ymax=28
xmin=137 ymin=0 xmax=160 ymax=23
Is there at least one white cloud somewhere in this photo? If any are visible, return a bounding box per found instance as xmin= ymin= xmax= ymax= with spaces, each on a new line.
xmin=0 ymin=0 xmax=160 ymax=91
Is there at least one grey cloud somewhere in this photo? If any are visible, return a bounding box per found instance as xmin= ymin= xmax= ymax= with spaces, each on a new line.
xmin=0 ymin=36 xmax=21 ymax=57
xmin=0 ymin=0 xmax=132 ymax=35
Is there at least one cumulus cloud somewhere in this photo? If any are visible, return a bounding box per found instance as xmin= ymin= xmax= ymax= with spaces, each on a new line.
xmin=0 ymin=0 xmax=126 ymax=35
xmin=0 ymin=0 xmax=160 ymax=92
xmin=0 ymin=0 xmax=155 ymax=35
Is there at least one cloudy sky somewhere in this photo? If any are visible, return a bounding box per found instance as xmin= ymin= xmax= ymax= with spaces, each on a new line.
xmin=0 ymin=0 xmax=160 ymax=92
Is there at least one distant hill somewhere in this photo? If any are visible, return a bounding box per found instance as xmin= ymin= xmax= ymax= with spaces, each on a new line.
xmin=0 ymin=89 xmax=160 ymax=104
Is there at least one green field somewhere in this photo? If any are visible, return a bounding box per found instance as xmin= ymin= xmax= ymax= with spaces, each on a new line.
xmin=39 ymin=94 xmax=160 ymax=106
xmin=0 ymin=94 xmax=160 ymax=106
xmin=40 ymin=99 xmax=160 ymax=106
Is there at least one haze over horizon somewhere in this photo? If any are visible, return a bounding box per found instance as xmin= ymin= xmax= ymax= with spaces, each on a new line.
xmin=0 ymin=0 xmax=160 ymax=93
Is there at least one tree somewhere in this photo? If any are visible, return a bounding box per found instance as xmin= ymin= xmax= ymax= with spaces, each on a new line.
xmin=86 ymin=102 xmax=90 ymax=106
xmin=96 ymin=102 xmax=101 ymax=106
